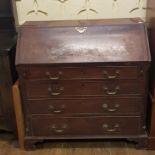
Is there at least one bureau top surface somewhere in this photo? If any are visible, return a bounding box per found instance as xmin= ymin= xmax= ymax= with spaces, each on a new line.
xmin=16 ymin=19 xmax=151 ymax=65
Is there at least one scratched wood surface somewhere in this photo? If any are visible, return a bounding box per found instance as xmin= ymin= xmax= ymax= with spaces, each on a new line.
xmin=0 ymin=133 xmax=155 ymax=155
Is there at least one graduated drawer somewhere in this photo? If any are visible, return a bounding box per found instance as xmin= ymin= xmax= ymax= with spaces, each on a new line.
xmin=26 ymin=97 xmax=144 ymax=115
xmin=24 ymin=80 xmax=146 ymax=98
xmin=29 ymin=116 xmax=143 ymax=137
xmin=22 ymin=66 xmax=142 ymax=80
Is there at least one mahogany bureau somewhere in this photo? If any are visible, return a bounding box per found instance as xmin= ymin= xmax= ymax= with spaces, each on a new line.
xmin=16 ymin=19 xmax=151 ymax=149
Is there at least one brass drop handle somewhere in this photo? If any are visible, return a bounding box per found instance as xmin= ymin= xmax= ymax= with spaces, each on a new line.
xmin=50 ymin=124 xmax=67 ymax=133
xmin=103 ymin=70 xmax=120 ymax=79
xmin=102 ymin=124 xmax=120 ymax=132
xmin=45 ymin=71 xmax=62 ymax=80
xmin=48 ymin=87 xmax=63 ymax=96
xmin=102 ymin=103 xmax=120 ymax=112
xmin=54 ymin=129 xmax=64 ymax=133
xmin=48 ymin=105 xmax=65 ymax=113
xmin=104 ymin=86 xmax=120 ymax=95
xmin=51 ymin=92 xmax=61 ymax=96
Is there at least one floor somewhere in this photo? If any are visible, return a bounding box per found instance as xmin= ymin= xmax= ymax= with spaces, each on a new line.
xmin=0 ymin=133 xmax=155 ymax=155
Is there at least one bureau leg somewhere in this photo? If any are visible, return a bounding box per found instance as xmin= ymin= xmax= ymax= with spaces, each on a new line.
xmin=135 ymin=137 xmax=148 ymax=149
xmin=24 ymin=139 xmax=37 ymax=150
xmin=24 ymin=139 xmax=45 ymax=150
xmin=128 ymin=136 xmax=148 ymax=149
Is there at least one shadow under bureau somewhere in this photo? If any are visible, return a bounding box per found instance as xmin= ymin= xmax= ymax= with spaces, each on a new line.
xmin=16 ymin=19 xmax=151 ymax=149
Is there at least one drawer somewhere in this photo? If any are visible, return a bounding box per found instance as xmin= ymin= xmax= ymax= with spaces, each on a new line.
xmin=22 ymin=66 xmax=142 ymax=80
xmin=26 ymin=97 xmax=144 ymax=115
xmin=24 ymin=80 xmax=146 ymax=98
xmin=30 ymin=116 xmax=143 ymax=137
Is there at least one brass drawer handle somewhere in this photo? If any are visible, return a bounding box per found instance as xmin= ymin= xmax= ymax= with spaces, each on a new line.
xmin=48 ymin=87 xmax=63 ymax=96
xmin=49 ymin=105 xmax=65 ymax=113
xmin=50 ymin=124 xmax=67 ymax=133
xmin=51 ymin=92 xmax=61 ymax=96
xmin=102 ymin=103 xmax=120 ymax=112
xmin=45 ymin=71 xmax=62 ymax=80
xmin=53 ymin=129 xmax=64 ymax=133
xmin=102 ymin=124 xmax=120 ymax=132
xmin=104 ymin=86 xmax=120 ymax=95
xmin=103 ymin=70 xmax=120 ymax=79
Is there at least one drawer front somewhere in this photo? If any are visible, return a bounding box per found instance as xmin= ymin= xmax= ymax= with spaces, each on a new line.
xmin=26 ymin=97 xmax=144 ymax=115
xmin=30 ymin=116 xmax=143 ymax=137
xmin=24 ymin=80 xmax=145 ymax=98
xmin=23 ymin=66 xmax=141 ymax=80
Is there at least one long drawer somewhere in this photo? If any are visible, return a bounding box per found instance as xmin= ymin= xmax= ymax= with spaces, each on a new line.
xmin=25 ymin=97 xmax=144 ymax=115
xmin=24 ymin=80 xmax=146 ymax=98
xmin=29 ymin=116 xmax=143 ymax=137
xmin=21 ymin=66 xmax=142 ymax=80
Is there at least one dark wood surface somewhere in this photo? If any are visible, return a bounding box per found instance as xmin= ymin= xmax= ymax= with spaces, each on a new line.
xmin=0 ymin=33 xmax=16 ymax=132
xmin=0 ymin=0 xmax=12 ymax=15
xmin=23 ymin=18 xmax=144 ymax=27
xmin=16 ymin=19 xmax=150 ymax=149
xmin=146 ymin=0 xmax=155 ymax=150
xmin=24 ymin=79 xmax=146 ymax=98
xmin=29 ymin=116 xmax=142 ymax=137
xmin=25 ymin=97 xmax=144 ymax=115
xmin=16 ymin=19 xmax=150 ymax=65
xmin=19 ymin=65 xmax=145 ymax=80
xmin=0 ymin=0 xmax=17 ymax=133
xmin=0 ymin=30 xmax=16 ymax=51
xmin=0 ymin=0 xmax=15 ymax=29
